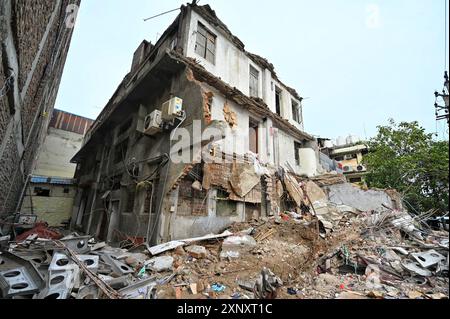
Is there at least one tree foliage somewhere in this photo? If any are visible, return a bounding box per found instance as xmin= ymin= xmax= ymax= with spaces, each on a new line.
xmin=364 ymin=119 xmax=449 ymax=214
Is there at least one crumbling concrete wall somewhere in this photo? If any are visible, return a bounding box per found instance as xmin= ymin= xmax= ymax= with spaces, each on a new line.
xmin=324 ymin=183 xmax=397 ymax=212
xmin=0 ymin=0 xmax=80 ymax=217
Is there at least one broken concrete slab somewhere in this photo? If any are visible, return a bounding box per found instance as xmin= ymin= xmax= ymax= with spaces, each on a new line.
xmin=325 ymin=183 xmax=394 ymax=212
xmin=229 ymin=163 xmax=260 ymax=198
xmin=402 ymin=261 xmax=432 ymax=277
xmin=411 ymin=250 xmax=446 ymax=269
xmin=145 ymin=256 xmax=174 ymax=272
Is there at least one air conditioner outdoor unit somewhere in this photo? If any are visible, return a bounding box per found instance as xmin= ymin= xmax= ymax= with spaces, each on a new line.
xmin=161 ymin=97 xmax=183 ymax=121
xmin=143 ymin=110 xmax=162 ymax=136
xmin=343 ymin=165 xmax=353 ymax=172
xmin=356 ymin=164 xmax=366 ymax=172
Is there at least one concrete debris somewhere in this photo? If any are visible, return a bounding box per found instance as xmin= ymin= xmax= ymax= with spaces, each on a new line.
xmin=0 ymin=176 xmax=447 ymax=300
xmin=185 ymin=246 xmax=207 ymax=259
xmin=325 ymin=183 xmax=396 ymax=212
xmin=220 ymin=235 xmax=257 ymax=259
xmin=145 ymin=256 xmax=174 ymax=273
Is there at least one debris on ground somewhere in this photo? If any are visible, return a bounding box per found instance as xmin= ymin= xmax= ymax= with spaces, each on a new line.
xmin=0 ymin=175 xmax=448 ymax=299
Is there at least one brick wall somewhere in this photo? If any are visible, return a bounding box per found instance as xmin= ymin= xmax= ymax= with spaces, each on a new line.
xmin=0 ymin=0 xmax=80 ymax=217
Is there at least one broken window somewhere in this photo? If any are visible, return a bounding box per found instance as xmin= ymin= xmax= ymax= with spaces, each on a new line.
xmin=294 ymin=141 xmax=302 ymax=166
xmin=195 ymin=23 xmax=216 ymax=64
xmin=114 ymin=139 xmax=129 ymax=164
xmin=249 ymin=118 xmax=259 ymax=154
xmin=34 ymin=187 xmax=50 ymax=197
xmin=292 ymin=100 xmax=301 ymax=123
xmin=275 ymin=87 xmax=282 ymax=116
xmin=249 ymin=65 xmax=259 ymax=97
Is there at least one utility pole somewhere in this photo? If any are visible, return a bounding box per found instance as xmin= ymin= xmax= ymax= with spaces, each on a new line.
xmin=434 ymin=71 xmax=449 ymax=125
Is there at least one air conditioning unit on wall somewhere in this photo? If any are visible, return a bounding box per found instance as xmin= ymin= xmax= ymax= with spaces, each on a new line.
xmin=161 ymin=97 xmax=183 ymax=121
xmin=143 ymin=110 xmax=162 ymax=136
xmin=356 ymin=164 xmax=366 ymax=172
xmin=343 ymin=165 xmax=353 ymax=172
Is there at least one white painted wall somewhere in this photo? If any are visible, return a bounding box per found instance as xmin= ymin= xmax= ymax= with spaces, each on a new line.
xmin=185 ymin=10 xmax=304 ymax=131
xmin=33 ymin=127 xmax=83 ymax=178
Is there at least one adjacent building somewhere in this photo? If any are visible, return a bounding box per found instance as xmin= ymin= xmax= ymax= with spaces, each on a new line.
xmin=0 ymin=0 xmax=81 ymax=218
xmin=70 ymin=3 xmax=322 ymax=244
xmin=20 ymin=109 xmax=93 ymax=226
xmin=319 ymin=136 xmax=369 ymax=183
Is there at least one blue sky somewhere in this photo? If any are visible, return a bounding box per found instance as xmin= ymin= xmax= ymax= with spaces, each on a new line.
xmin=55 ymin=0 xmax=449 ymax=141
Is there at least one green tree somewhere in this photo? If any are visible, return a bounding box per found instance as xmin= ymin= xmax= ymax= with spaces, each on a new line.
xmin=363 ymin=119 xmax=449 ymax=214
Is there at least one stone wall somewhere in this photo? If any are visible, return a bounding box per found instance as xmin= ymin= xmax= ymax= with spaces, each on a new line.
xmin=0 ymin=0 xmax=80 ymax=217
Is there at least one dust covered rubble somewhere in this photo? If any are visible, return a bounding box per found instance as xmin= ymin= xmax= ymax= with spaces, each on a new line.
xmin=0 ymin=177 xmax=448 ymax=300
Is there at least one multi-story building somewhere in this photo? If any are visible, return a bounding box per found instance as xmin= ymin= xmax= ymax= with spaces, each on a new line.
xmin=0 ymin=0 xmax=80 ymax=218
xmin=70 ymin=3 xmax=321 ymax=244
xmin=320 ymin=136 xmax=369 ymax=183
xmin=20 ymin=109 xmax=93 ymax=226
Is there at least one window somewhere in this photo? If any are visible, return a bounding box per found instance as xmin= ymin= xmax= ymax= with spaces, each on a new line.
xmin=294 ymin=142 xmax=302 ymax=166
xmin=249 ymin=65 xmax=259 ymax=97
xmin=195 ymin=23 xmax=216 ymax=64
xmin=249 ymin=119 xmax=259 ymax=154
xmin=292 ymin=100 xmax=301 ymax=123
xmin=34 ymin=187 xmax=50 ymax=197
xmin=114 ymin=139 xmax=129 ymax=164
xmin=275 ymin=87 xmax=282 ymax=115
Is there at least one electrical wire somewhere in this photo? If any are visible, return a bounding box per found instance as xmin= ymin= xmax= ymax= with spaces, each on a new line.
xmin=445 ymin=0 xmax=448 ymax=71
xmin=146 ymin=114 xmax=187 ymax=243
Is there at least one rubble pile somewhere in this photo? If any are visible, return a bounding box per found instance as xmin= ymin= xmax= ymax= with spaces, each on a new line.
xmin=0 ymin=178 xmax=448 ymax=300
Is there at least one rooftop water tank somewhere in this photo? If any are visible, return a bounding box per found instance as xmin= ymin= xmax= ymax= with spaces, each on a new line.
xmin=336 ymin=136 xmax=346 ymax=146
xmin=346 ymin=135 xmax=360 ymax=145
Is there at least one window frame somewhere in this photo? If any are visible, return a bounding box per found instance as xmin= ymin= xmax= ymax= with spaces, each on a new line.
xmin=249 ymin=65 xmax=260 ymax=97
xmin=291 ymin=100 xmax=301 ymax=124
xmin=294 ymin=141 xmax=302 ymax=166
xmin=195 ymin=23 xmax=216 ymax=64
xmin=275 ymin=87 xmax=282 ymax=116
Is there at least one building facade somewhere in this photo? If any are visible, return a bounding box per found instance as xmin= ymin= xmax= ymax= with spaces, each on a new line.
xmin=20 ymin=109 xmax=93 ymax=226
xmin=71 ymin=3 xmax=322 ymax=244
xmin=0 ymin=0 xmax=81 ymax=218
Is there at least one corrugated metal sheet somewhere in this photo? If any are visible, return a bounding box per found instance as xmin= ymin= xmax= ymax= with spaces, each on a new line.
xmin=49 ymin=109 xmax=94 ymax=135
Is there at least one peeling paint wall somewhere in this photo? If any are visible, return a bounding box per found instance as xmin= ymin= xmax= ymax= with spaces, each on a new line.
xmin=185 ymin=9 xmax=304 ymax=133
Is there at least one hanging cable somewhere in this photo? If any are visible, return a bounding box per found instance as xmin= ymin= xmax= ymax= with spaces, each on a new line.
xmin=143 ymin=7 xmax=180 ymax=22
xmin=445 ymin=0 xmax=448 ymax=71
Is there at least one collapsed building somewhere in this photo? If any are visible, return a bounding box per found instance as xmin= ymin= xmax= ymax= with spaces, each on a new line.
xmin=70 ymin=3 xmax=328 ymax=244
xmin=0 ymin=0 xmax=80 ymax=217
